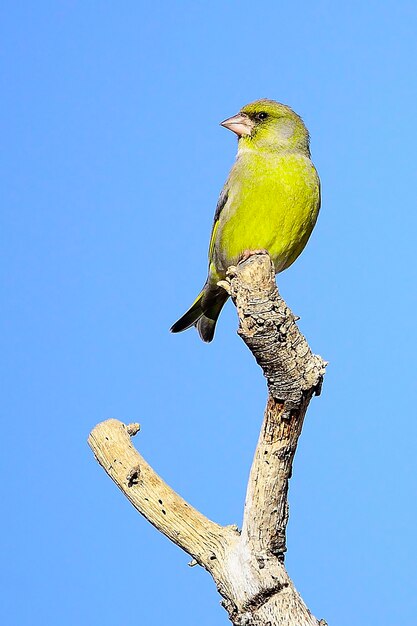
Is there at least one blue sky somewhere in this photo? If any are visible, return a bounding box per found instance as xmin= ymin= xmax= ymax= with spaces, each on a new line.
xmin=2 ymin=2 xmax=417 ymax=625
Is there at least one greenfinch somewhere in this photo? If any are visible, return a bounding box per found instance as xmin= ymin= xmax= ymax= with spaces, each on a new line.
xmin=171 ymin=99 xmax=320 ymax=342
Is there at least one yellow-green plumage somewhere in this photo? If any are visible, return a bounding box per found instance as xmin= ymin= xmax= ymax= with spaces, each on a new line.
xmin=171 ymin=99 xmax=320 ymax=342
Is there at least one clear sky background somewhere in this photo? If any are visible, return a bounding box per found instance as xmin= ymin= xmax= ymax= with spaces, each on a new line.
xmin=2 ymin=2 xmax=417 ymax=625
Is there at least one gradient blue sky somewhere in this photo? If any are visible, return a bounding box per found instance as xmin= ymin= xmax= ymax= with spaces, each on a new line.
xmin=2 ymin=2 xmax=417 ymax=625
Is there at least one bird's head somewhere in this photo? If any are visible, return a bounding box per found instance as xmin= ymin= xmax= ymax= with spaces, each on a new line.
xmin=221 ymin=99 xmax=310 ymax=155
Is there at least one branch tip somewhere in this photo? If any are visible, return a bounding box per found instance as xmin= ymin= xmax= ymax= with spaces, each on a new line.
xmin=217 ymin=279 xmax=231 ymax=294
xmin=126 ymin=422 xmax=140 ymax=436
xmin=226 ymin=523 xmax=240 ymax=534
xmin=226 ymin=264 xmax=238 ymax=279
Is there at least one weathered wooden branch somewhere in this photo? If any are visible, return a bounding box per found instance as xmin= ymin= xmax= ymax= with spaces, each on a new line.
xmin=88 ymin=252 xmax=327 ymax=626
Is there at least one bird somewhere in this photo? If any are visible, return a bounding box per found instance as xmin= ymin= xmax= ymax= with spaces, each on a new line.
xmin=170 ymin=99 xmax=320 ymax=342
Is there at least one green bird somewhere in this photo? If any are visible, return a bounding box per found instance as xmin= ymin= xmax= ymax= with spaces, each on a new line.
xmin=171 ymin=99 xmax=320 ymax=342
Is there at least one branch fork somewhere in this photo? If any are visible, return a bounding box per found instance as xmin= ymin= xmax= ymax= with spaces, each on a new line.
xmin=88 ymin=252 xmax=327 ymax=626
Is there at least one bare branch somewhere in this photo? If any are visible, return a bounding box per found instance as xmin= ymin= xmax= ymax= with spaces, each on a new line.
xmin=88 ymin=419 xmax=237 ymax=571
xmin=88 ymin=252 xmax=327 ymax=626
xmin=227 ymin=253 xmax=326 ymax=560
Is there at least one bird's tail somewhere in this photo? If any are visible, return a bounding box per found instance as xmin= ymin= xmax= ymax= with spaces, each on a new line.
xmin=170 ymin=283 xmax=228 ymax=343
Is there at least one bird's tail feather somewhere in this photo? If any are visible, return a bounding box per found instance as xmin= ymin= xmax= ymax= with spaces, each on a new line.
xmin=195 ymin=315 xmax=217 ymax=343
xmin=170 ymin=284 xmax=228 ymax=342
xmin=170 ymin=289 xmax=205 ymax=334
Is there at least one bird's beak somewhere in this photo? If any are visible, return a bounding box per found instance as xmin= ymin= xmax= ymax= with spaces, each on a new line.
xmin=220 ymin=113 xmax=254 ymax=137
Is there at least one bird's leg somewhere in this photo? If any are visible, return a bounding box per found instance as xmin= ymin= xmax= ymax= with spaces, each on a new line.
xmin=238 ymin=249 xmax=269 ymax=264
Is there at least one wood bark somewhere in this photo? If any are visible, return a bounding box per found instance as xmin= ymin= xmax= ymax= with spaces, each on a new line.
xmin=88 ymin=252 xmax=327 ymax=626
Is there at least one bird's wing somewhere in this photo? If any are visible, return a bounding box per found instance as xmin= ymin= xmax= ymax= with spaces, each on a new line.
xmin=208 ymin=186 xmax=229 ymax=261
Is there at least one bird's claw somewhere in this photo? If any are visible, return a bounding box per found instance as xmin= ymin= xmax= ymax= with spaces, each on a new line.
xmin=238 ymin=249 xmax=269 ymax=264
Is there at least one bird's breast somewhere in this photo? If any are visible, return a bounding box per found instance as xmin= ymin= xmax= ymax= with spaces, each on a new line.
xmin=213 ymin=153 xmax=320 ymax=274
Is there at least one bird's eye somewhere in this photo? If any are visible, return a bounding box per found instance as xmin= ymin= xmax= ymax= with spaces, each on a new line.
xmin=256 ymin=112 xmax=268 ymax=121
